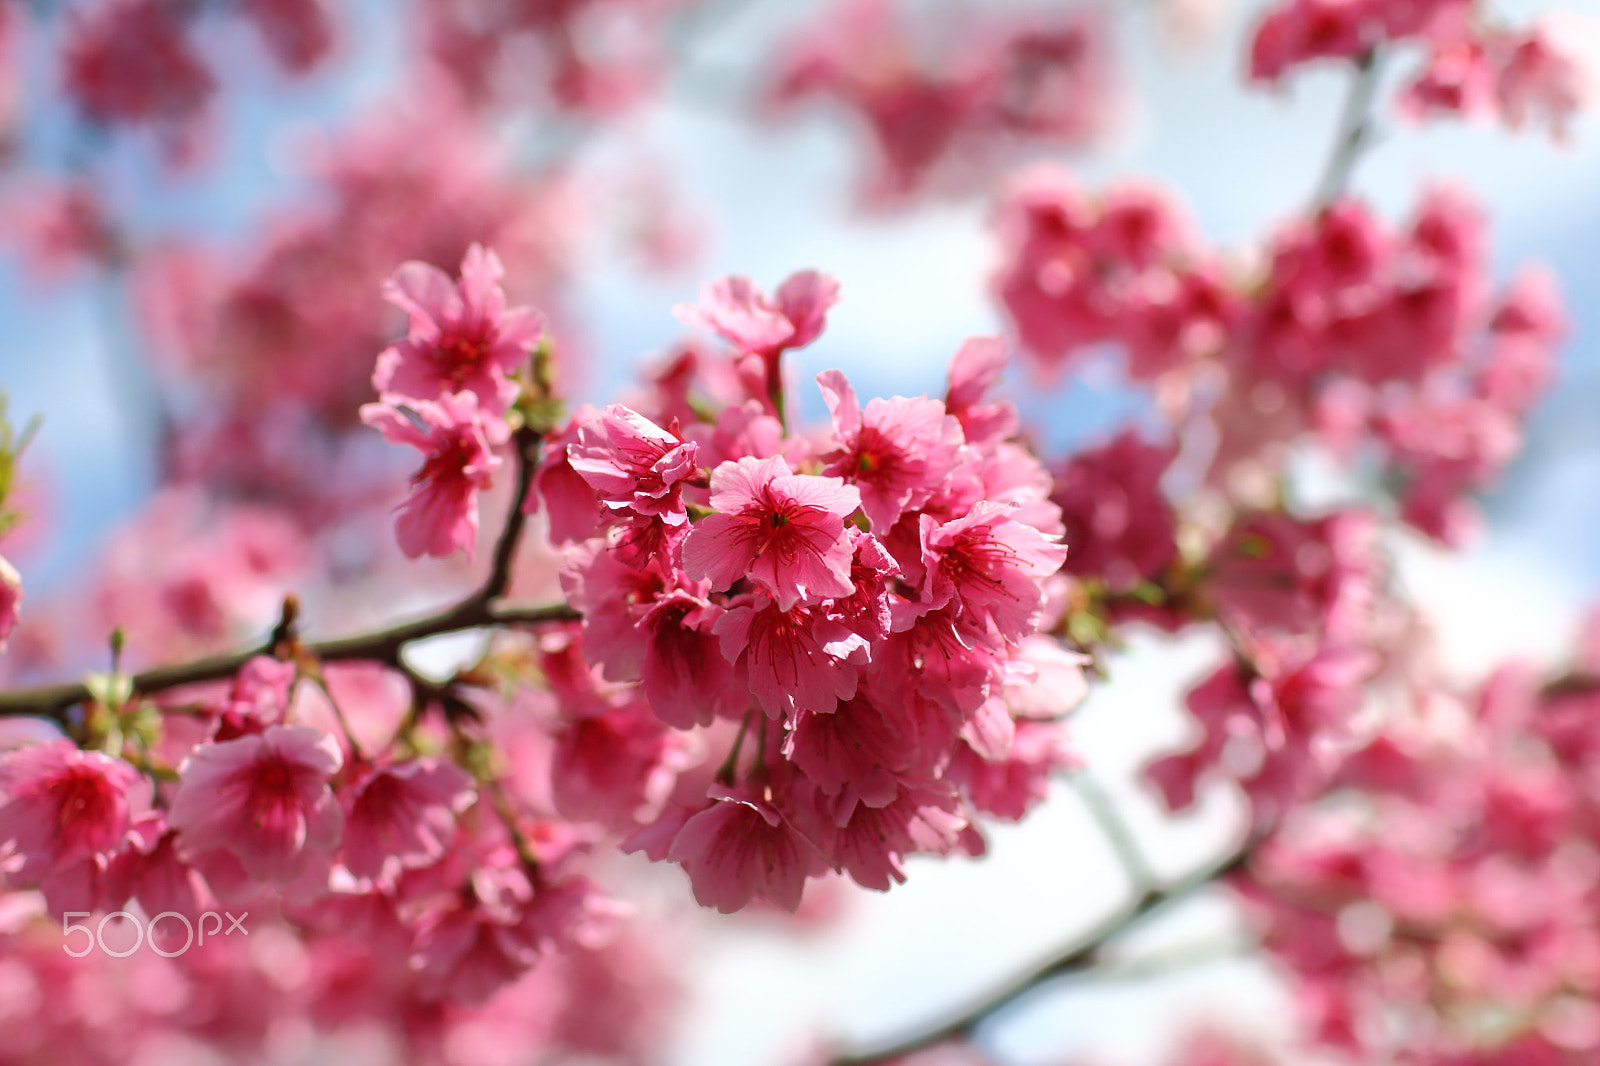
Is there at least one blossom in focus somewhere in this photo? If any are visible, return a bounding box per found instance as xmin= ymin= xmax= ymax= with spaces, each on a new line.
xmin=373 ymin=243 xmax=545 ymax=418
xmin=817 ymin=369 xmax=963 ymax=532
xmin=682 ymin=454 xmax=862 ymax=611
xmin=361 ymin=391 xmax=506 ymax=560
xmin=567 ymin=404 xmax=699 ymax=524
xmin=666 ymin=781 xmax=829 ymax=913
xmin=920 ymin=502 xmax=1069 ymax=642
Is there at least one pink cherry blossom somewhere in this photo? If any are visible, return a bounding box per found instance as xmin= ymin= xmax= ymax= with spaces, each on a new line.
xmin=169 ymin=724 xmax=344 ymax=883
xmin=682 ymin=454 xmax=861 ymax=611
xmin=528 ymin=408 xmax=605 ymax=544
xmin=0 ymin=739 xmax=151 ymax=911
xmin=62 ymin=0 xmax=214 ymax=131
xmin=825 ymin=529 xmax=901 ymax=643
xmin=636 ymin=589 xmax=738 ymax=728
xmin=666 ymin=781 xmax=829 ymax=913
xmin=880 ymin=604 xmax=1007 ymax=718
xmin=767 ymin=0 xmax=1117 ymax=205
xmin=944 ymin=336 xmax=1019 ymax=446
xmin=713 ymin=595 xmax=870 ymax=720
xmin=1247 ymin=0 xmax=1369 ymax=87
xmin=950 ymin=720 xmax=1078 ymax=821
xmin=816 ymin=369 xmax=963 ymax=532
xmin=1051 ymin=428 xmax=1178 ymax=596
xmin=372 ymin=243 xmax=545 ymax=416
xmin=831 ymin=783 xmax=966 ymax=890
xmin=786 ymin=693 xmax=914 ymax=810
xmin=1402 ymin=39 xmax=1498 ymax=121
xmin=208 ymin=653 xmax=297 ymax=741
xmin=1205 ymin=510 xmax=1378 ymax=646
xmin=567 ymin=403 xmax=699 ymax=524
xmin=411 ymin=895 xmax=542 ymax=1004
xmin=550 ymin=702 xmax=698 ymax=830
xmin=1495 ymin=26 xmax=1587 ymax=139
xmin=673 ymin=270 xmax=840 ymax=359
xmin=107 ymin=812 xmax=214 ymax=921
xmin=919 ymin=501 xmax=1069 ymax=641
xmin=340 ymin=758 xmax=476 ymax=885
xmin=360 ymin=391 xmax=506 ymax=560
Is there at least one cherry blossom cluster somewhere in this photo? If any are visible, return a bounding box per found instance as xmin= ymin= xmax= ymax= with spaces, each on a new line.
xmin=0 ymin=654 xmax=633 ymax=1012
xmin=0 ymin=0 xmax=1596 ymax=1062
xmin=125 ymin=103 xmax=578 ymax=529
xmin=45 ymin=0 xmax=333 ymax=161
xmin=1249 ymin=0 xmax=1588 ymax=137
xmin=421 ymin=0 xmax=710 ymax=115
xmin=358 ymin=243 xmax=544 ymax=560
xmin=995 ymin=168 xmax=1565 ymax=544
xmin=997 ymin=164 xmax=1564 ymax=833
xmin=1142 ymin=509 xmax=1390 ymax=824
xmin=1239 ymin=628 xmax=1600 ymax=1065
xmin=0 ymin=865 xmax=671 ymax=1066
xmin=768 ymin=0 xmax=1119 ymax=206
xmin=529 ymin=270 xmax=1087 ymax=911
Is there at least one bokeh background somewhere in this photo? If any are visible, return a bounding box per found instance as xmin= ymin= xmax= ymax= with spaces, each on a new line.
xmin=3 ymin=1 xmax=1599 ymax=1063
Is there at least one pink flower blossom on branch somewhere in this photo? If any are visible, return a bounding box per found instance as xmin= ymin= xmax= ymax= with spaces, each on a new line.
xmin=168 ymin=724 xmax=344 ymax=884
xmin=682 ymin=454 xmax=861 ymax=611
xmin=361 ymin=391 xmax=507 ymax=560
xmin=0 ymin=740 xmax=151 ymax=914
xmin=373 ymin=244 xmax=545 ymax=418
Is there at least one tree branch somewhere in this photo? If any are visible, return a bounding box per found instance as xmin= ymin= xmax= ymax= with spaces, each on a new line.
xmin=1071 ymin=771 xmax=1155 ymax=895
xmin=825 ymin=836 xmax=1265 ymax=1066
xmin=1311 ymin=47 xmax=1385 ymax=209
xmin=0 ymin=430 xmax=573 ymax=721
xmin=0 ymin=601 xmax=578 ymax=721
xmin=476 ymin=425 xmax=541 ymax=604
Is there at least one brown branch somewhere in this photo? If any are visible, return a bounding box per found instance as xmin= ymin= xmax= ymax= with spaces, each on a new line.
xmin=0 ymin=601 xmax=578 ymax=721
xmin=825 ymin=837 xmax=1264 ymax=1066
xmin=0 ymin=430 xmax=572 ymax=721
xmin=477 ymin=425 xmax=541 ymax=603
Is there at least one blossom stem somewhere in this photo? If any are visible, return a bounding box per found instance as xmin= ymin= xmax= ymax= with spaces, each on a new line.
xmin=715 ymin=710 xmax=753 ymax=785
xmin=1312 ymin=46 xmax=1385 ymax=208
xmin=477 ymin=425 xmax=542 ymax=603
xmin=309 ymin=674 xmax=366 ymax=763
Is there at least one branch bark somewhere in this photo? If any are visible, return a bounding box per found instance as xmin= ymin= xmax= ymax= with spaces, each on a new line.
xmin=0 ymin=428 xmax=572 ymax=721
xmin=825 ymin=837 xmax=1263 ymax=1066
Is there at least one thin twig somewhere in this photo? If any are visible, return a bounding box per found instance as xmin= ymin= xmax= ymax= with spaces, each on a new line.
xmin=1070 ymin=771 xmax=1155 ymax=894
xmin=0 ymin=431 xmax=570 ymax=721
xmin=825 ymin=836 xmax=1265 ymax=1066
xmin=0 ymin=601 xmax=579 ymax=721
xmin=477 ymin=425 xmax=541 ymax=603
xmin=1312 ymin=46 xmax=1385 ymax=208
